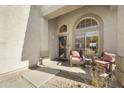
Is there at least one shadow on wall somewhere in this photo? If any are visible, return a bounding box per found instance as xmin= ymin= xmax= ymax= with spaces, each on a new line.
xmin=21 ymin=5 xmax=41 ymax=68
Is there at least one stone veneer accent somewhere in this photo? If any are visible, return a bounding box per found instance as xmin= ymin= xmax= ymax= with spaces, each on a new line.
xmin=115 ymin=56 xmax=124 ymax=86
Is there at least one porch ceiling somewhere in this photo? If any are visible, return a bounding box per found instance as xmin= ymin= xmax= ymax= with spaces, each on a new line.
xmin=41 ymin=5 xmax=83 ymax=19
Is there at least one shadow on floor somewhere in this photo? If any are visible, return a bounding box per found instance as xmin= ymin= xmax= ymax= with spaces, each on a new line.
xmin=29 ymin=61 xmax=122 ymax=88
xmin=30 ymin=65 xmax=92 ymax=85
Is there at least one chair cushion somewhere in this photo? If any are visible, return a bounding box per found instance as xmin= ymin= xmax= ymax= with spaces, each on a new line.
xmin=71 ymin=56 xmax=81 ymax=61
xmin=71 ymin=51 xmax=80 ymax=58
xmin=104 ymin=52 xmax=116 ymax=62
xmin=100 ymin=54 xmax=112 ymax=62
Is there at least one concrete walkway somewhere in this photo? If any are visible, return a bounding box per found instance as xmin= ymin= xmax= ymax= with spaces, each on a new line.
xmin=0 ymin=67 xmax=93 ymax=88
xmin=21 ymin=66 xmax=60 ymax=87
xmin=41 ymin=59 xmax=92 ymax=80
xmin=0 ymin=70 xmax=34 ymax=88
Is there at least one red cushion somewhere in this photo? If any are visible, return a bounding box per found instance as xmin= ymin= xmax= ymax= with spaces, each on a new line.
xmin=71 ymin=51 xmax=80 ymax=58
xmin=100 ymin=54 xmax=112 ymax=62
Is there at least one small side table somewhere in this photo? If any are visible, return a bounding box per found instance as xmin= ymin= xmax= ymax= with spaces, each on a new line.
xmin=83 ymin=58 xmax=92 ymax=67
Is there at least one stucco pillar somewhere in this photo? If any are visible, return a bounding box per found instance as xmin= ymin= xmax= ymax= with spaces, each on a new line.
xmin=40 ymin=17 xmax=49 ymax=58
xmin=22 ymin=5 xmax=42 ymax=68
xmin=115 ymin=5 xmax=124 ymax=86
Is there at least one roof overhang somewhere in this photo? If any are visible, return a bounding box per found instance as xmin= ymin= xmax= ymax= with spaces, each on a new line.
xmin=41 ymin=5 xmax=83 ymax=19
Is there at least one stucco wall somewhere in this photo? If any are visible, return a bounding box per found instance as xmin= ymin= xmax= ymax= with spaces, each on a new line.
xmin=40 ymin=17 xmax=49 ymax=57
xmin=117 ymin=6 xmax=124 ymax=57
xmin=41 ymin=5 xmax=64 ymax=16
xmin=0 ymin=6 xmax=30 ymax=74
xmin=50 ymin=6 xmax=117 ymax=58
xmin=21 ymin=5 xmax=42 ymax=68
xmin=48 ymin=19 xmax=58 ymax=59
xmin=115 ymin=6 xmax=124 ymax=86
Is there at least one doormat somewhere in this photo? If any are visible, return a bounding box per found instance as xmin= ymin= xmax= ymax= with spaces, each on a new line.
xmin=21 ymin=67 xmax=60 ymax=88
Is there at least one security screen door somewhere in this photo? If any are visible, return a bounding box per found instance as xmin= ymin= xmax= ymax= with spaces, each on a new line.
xmin=58 ymin=36 xmax=67 ymax=59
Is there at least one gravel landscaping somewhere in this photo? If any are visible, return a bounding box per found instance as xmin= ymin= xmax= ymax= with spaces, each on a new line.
xmin=41 ymin=70 xmax=94 ymax=88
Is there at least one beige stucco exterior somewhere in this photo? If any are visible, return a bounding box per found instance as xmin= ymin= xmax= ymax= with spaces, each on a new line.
xmin=49 ymin=6 xmax=117 ymax=59
xmin=0 ymin=6 xmax=30 ymax=74
xmin=115 ymin=6 xmax=124 ymax=86
xmin=48 ymin=6 xmax=124 ymax=86
xmin=0 ymin=5 xmax=124 ymax=85
xmin=117 ymin=6 xmax=124 ymax=57
xmin=41 ymin=5 xmax=82 ymax=19
xmin=21 ymin=5 xmax=42 ymax=68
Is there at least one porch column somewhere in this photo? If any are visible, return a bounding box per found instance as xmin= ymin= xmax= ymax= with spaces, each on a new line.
xmin=23 ymin=5 xmax=41 ymax=68
xmin=115 ymin=5 xmax=124 ymax=86
xmin=40 ymin=17 xmax=49 ymax=58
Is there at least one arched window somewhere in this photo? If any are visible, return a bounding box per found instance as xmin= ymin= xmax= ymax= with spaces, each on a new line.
xmin=75 ymin=17 xmax=99 ymax=56
xmin=59 ymin=25 xmax=67 ymax=33
xmin=76 ymin=18 xmax=98 ymax=29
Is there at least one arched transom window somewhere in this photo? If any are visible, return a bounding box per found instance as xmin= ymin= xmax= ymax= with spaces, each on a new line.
xmin=76 ymin=18 xmax=98 ymax=29
xmin=59 ymin=25 xmax=67 ymax=33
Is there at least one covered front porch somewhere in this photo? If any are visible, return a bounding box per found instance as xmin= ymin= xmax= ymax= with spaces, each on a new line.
xmin=0 ymin=5 xmax=124 ymax=88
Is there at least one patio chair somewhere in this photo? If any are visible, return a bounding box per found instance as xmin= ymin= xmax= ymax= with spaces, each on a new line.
xmin=91 ymin=52 xmax=116 ymax=87
xmin=69 ymin=50 xmax=85 ymax=67
xmin=93 ymin=52 xmax=116 ymax=72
